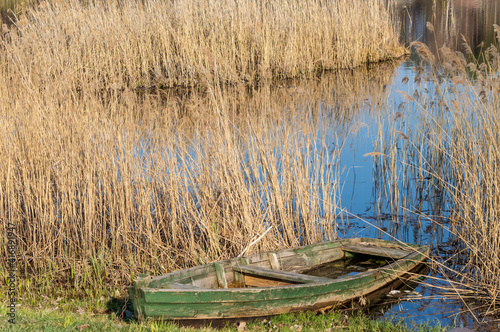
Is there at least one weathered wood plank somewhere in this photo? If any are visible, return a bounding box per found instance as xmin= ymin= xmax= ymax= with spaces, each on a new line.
xmin=149 ymin=265 xmax=214 ymax=288
xmin=164 ymin=283 xmax=199 ymax=289
xmin=234 ymin=265 xmax=332 ymax=284
xmin=243 ymin=275 xmax=294 ymax=287
xmin=269 ymin=253 xmax=281 ymax=270
xmin=359 ymin=238 xmax=421 ymax=249
xmin=280 ymin=247 xmax=344 ymax=272
xmin=233 ymin=257 xmax=248 ymax=286
xmin=341 ymin=244 xmax=412 ymax=259
xmin=214 ymin=263 xmax=228 ymax=289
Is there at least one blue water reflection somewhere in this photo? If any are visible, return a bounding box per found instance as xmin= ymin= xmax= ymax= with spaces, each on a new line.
xmin=334 ymin=1 xmax=500 ymax=328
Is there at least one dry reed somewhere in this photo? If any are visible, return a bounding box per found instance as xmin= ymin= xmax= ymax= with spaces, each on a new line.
xmin=0 ymin=87 xmax=342 ymax=296
xmin=0 ymin=0 xmax=403 ymax=298
xmin=2 ymin=0 xmax=402 ymax=90
xmin=0 ymin=52 xmax=399 ymax=298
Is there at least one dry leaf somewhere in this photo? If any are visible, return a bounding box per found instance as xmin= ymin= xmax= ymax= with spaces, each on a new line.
xmin=237 ymin=321 xmax=247 ymax=332
xmin=395 ymin=130 xmax=409 ymax=140
xmin=77 ymin=324 xmax=90 ymax=331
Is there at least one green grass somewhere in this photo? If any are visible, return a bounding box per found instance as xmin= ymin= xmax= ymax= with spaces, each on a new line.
xmin=0 ymin=296 xmax=449 ymax=332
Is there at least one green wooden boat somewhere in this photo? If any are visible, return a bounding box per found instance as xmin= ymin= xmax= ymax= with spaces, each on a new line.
xmin=129 ymin=237 xmax=429 ymax=320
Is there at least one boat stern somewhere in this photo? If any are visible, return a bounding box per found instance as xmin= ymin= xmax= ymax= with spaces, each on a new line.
xmin=129 ymin=273 xmax=151 ymax=320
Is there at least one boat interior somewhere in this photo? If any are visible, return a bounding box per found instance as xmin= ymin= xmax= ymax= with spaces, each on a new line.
xmin=143 ymin=238 xmax=419 ymax=290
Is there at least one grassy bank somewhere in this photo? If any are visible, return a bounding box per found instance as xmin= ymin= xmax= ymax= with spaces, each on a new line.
xmin=1 ymin=0 xmax=402 ymax=90
xmin=0 ymin=297 xmax=448 ymax=331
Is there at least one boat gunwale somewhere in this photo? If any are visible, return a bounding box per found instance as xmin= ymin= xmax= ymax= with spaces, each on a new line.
xmin=146 ymin=237 xmax=426 ymax=286
xmin=139 ymin=245 xmax=429 ymax=294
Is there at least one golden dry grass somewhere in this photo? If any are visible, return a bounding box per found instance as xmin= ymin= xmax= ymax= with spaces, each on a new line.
xmin=0 ymin=0 xmax=404 ymax=298
xmin=0 ymin=0 xmax=405 ymax=297
xmin=0 ymin=62 xmax=400 ymax=299
xmin=2 ymin=0 xmax=402 ymax=90
xmin=0 ymin=88 xmax=340 ymax=295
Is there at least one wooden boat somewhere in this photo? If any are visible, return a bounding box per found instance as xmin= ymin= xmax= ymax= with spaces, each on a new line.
xmin=129 ymin=237 xmax=429 ymax=320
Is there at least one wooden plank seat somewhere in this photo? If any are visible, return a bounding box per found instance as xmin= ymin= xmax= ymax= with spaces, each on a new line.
xmin=341 ymin=244 xmax=411 ymax=259
xmin=233 ymin=265 xmax=332 ymax=286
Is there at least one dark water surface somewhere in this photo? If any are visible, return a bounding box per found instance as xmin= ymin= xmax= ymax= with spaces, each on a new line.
xmin=397 ymin=0 xmax=499 ymax=55
xmin=305 ymin=255 xmax=393 ymax=280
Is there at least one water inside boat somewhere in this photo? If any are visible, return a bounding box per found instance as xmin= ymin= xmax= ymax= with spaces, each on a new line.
xmin=224 ymin=254 xmax=397 ymax=288
xmin=304 ymin=254 xmax=395 ymax=280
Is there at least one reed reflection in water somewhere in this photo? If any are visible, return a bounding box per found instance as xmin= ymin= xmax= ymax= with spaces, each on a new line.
xmin=397 ymin=0 xmax=500 ymax=56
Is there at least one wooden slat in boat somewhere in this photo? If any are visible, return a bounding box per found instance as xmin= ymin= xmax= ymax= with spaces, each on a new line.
xmin=234 ymin=265 xmax=332 ymax=285
xmin=341 ymin=243 xmax=413 ymax=259
xmin=163 ymin=282 xmax=199 ymax=289
xmin=214 ymin=263 xmax=228 ymax=288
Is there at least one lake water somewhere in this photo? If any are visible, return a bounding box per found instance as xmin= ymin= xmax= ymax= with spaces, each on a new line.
xmin=336 ymin=1 xmax=500 ymax=330
xmin=2 ymin=0 xmax=499 ymax=330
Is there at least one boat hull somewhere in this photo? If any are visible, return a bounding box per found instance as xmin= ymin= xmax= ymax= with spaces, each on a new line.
xmin=129 ymin=238 xmax=429 ymax=320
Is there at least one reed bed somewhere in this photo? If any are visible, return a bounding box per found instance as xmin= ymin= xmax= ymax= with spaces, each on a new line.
xmin=0 ymin=0 xmax=404 ymax=298
xmin=1 ymin=0 xmax=402 ymax=91
xmin=372 ymin=27 xmax=500 ymax=315
xmin=0 ymin=88 xmax=341 ymax=298
xmin=0 ymin=52 xmax=399 ymax=300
